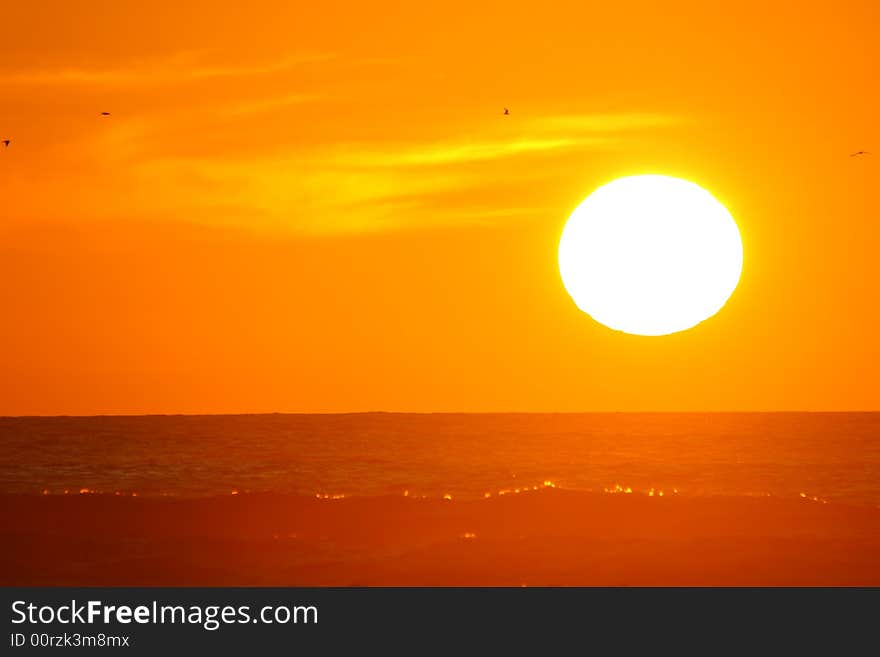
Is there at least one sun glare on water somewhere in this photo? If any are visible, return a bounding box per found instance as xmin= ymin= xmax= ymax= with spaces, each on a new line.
xmin=558 ymin=175 xmax=743 ymax=336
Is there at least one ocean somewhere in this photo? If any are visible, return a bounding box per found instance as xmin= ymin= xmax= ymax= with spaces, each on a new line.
xmin=1 ymin=412 xmax=878 ymax=505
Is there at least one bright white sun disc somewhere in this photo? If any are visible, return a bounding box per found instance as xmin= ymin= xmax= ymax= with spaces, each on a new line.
xmin=558 ymin=175 xmax=743 ymax=336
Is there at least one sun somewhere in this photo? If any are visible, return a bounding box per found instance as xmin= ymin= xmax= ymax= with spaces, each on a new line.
xmin=558 ymin=175 xmax=743 ymax=336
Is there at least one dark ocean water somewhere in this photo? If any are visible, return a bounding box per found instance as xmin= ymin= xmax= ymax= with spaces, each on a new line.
xmin=1 ymin=413 xmax=878 ymax=504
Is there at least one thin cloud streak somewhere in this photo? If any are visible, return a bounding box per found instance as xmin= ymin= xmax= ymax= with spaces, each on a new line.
xmin=325 ymin=113 xmax=679 ymax=168
xmin=224 ymin=93 xmax=321 ymax=116
xmin=5 ymin=108 xmax=681 ymax=234
xmin=3 ymin=52 xmax=334 ymax=86
xmin=331 ymin=137 xmax=588 ymax=167
xmin=523 ymin=113 xmax=680 ymax=132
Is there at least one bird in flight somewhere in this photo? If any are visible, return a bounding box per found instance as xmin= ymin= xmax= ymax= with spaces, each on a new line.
xmin=503 ymin=107 xmax=510 ymax=116
xmin=850 ymin=151 xmax=870 ymax=157
xmin=100 ymin=112 xmax=111 ymax=117
xmin=2 ymin=139 xmax=9 ymax=148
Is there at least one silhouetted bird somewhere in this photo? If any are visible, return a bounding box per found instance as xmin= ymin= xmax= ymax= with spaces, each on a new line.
xmin=100 ymin=112 xmax=111 ymax=117
xmin=850 ymin=151 xmax=870 ymax=157
xmin=503 ymin=108 xmax=510 ymax=115
xmin=1 ymin=140 xmax=9 ymax=148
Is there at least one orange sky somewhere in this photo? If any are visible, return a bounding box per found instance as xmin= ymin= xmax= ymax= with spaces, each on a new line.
xmin=1 ymin=0 xmax=878 ymax=414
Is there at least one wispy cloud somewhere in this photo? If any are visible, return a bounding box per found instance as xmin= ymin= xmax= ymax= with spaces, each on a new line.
xmin=328 ymin=137 xmax=589 ymax=167
xmin=319 ymin=113 xmax=678 ymax=168
xmin=523 ymin=113 xmax=679 ymax=132
xmin=223 ymin=92 xmax=320 ymax=116
xmin=8 ymin=106 xmax=682 ymax=234
xmin=3 ymin=52 xmax=334 ymax=86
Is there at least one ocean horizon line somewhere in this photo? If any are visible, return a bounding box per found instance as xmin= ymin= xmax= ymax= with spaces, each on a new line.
xmin=2 ymin=410 xmax=880 ymax=419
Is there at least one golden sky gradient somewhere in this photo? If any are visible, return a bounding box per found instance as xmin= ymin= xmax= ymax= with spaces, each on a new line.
xmin=1 ymin=0 xmax=878 ymax=414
